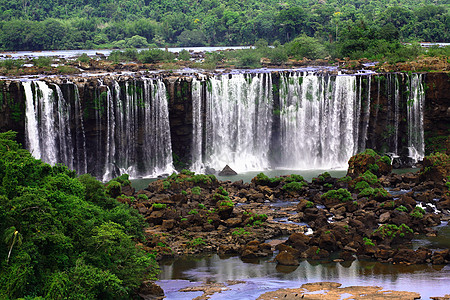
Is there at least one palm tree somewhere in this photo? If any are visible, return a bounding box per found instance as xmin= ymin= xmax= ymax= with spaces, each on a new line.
xmin=4 ymin=226 xmax=23 ymax=264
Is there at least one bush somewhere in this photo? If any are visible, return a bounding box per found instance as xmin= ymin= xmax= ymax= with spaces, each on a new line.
xmin=77 ymin=53 xmax=90 ymax=63
xmin=282 ymin=181 xmax=307 ymax=192
xmin=191 ymin=186 xmax=201 ymax=195
xmin=138 ymin=48 xmax=175 ymax=63
xmin=321 ymin=188 xmax=352 ymax=202
xmin=33 ymin=56 xmax=53 ymax=67
xmin=178 ymin=49 xmax=191 ymax=61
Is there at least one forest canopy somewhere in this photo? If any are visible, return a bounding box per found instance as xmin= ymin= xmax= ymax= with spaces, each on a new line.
xmin=0 ymin=0 xmax=448 ymax=51
xmin=0 ymin=131 xmax=157 ymax=299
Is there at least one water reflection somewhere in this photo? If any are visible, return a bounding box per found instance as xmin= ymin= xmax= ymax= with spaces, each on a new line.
xmin=158 ymin=254 xmax=450 ymax=299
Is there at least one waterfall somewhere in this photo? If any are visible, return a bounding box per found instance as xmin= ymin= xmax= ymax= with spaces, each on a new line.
xmin=278 ymin=73 xmax=359 ymax=169
xmin=24 ymin=82 xmax=41 ymax=159
xmin=23 ymin=78 xmax=173 ymax=181
xmin=191 ymin=78 xmax=203 ymax=172
xmin=192 ymin=73 xmax=273 ymax=173
xmin=407 ymin=74 xmax=425 ymax=163
xmin=100 ymin=78 xmax=173 ymax=180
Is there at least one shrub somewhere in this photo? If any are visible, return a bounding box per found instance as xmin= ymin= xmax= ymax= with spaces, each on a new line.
xmin=363 ymin=237 xmax=375 ymax=246
xmin=138 ymin=48 xmax=175 ymax=63
xmin=77 ymin=53 xmax=90 ymax=63
xmin=191 ymin=186 xmax=202 ymax=195
xmin=198 ymin=203 xmax=205 ymax=209
xmin=178 ymin=49 xmax=191 ymax=61
xmin=354 ymin=181 xmax=370 ymax=191
xmin=410 ymin=206 xmax=425 ymax=218
xmin=395 ymin=205 xmax=408 ymax=212
xmin=306 ymin=201 xmax=314 ymax=208
xmin=373 ymin=223 xmax=413 ymax=239
xmin=187 ymin=237 xmax=206 ymax=247
xmin=188 ymin=209 xmax=198 ymax=215
xmin=152 ymin=203 xmax=167 ymax=209
xmin=282 ymin=181 xmax=307 ymax=192
xmin=33 ymin=56 xmax=52 ymax=67
xmin=106 ymin=180 xmax=122 ymax=197
xmin=321 ymin=188 xmax=352 ymax=202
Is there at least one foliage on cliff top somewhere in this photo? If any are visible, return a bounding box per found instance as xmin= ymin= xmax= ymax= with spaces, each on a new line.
xmin=0 ymin=131 xmax=157 ymax=299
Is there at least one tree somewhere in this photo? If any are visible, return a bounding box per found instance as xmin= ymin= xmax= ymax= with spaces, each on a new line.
xmin=4 ymin=227 xmax=22 ymax=264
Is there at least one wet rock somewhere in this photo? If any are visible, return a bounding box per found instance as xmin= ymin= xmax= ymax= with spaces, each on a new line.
xmin=347 ymin=149 xmax=392 ymax=178
xmin=138 ymin=281 xmax=164 ymax=300
xmin=219 ymin=164 xmax=238 ymax=176
xmin=285 ymin=232 xmax=310 ymax=251
xmin=275 ymin=250 xmax=300 ymax=266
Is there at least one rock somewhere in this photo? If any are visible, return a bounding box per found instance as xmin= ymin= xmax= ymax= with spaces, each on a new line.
xmin=275 ymin=250 xmax=300 ymax=266
xmin=138 ymin=281 xmax=164 ymax=300
xmin=318 ymin=231 xmax=337 ymax=252
xmin=225 ymin=217 xmax=242 ymax=227
xmin=285 ymin=232 xmax=310 ymax=251
xmin=241 ymin=241 xmax=273 ymax=259
xmin=347 ymin=149 xmax=392 ymax=178
xmin=339 ymin=250 xmax=356 ymax=261
xmin=161 ymin=219 xmax=175 ymax=230
xmin=218 ymin=165 xmax=237 ymax=176
xmin=379 ymin=211 xmax=390 ymax=223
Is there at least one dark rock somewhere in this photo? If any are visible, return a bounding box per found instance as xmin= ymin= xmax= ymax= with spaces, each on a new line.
xmin=219 ymin=165 xmax=238 ymax=176
xmin=285 ymin=232 xmax=310 ymax=251
xmin=138 ymin=281 xmax=164 ymax=300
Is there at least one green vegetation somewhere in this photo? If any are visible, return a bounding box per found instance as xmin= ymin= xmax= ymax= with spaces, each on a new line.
xmin=152 ymin=203 xmax=167 ymax=209
xmin=363 ymin=237 xmax=375 ymax=246
xmin=321 ymin=188 xmax=353 ymax=202
xmin=0 ymin=131 xmax=158 ymax=299
xmin=0 ymin=0 xmax=447 ymax=56
xmin=373 ymin=223 xmax=413 ymax=239
xmin=191 ymin=186 xmax=202 ymax=195
xmin=282 ymin=181 xmax=307 ymax=192
xmin=410 ymin=206 xmax=426 ymax=218
xmin=395 ymin=205 xmax=408 ymax=212
xmin=187 ymin=237 xmax=206 ymax=247
xmin=358 ymin=187 xmax=389 ymax=199
xmin=232 ymin=227 xmax=251 ymax=236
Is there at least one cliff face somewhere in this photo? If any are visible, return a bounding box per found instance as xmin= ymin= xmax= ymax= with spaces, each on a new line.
xmin=0 ymin=71 xmax=448 ymax=178
xmin=424 ymin=73 xmax=450 ymax=154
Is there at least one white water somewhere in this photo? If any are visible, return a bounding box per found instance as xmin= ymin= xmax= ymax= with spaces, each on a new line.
xmin=278 ymin=74 xmax=359 ymax=169
xmin=23 ymin=78 xmax=173 ymax=181
xmin=102 ymin=78 xmax=174 ymax=180
xmin=407 ymin=74 xmax=425 ymax=163
xmin=23 ymin=82 xmax=41 ymax=159
xmin=193 ymin=73 xmax=273 ymax=173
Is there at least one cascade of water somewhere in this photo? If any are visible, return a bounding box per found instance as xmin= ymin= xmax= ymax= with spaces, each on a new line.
xmin=54 ymin=84 xmax=74 ymax=170
xmin=100 ymin=78 xmax=173 ymax=180
xmin=198 ymin=73 xmax=273 ymax=173
xmin=72 ymin=84 xmax=88 ymax=174
xmin=278 ymin=73 xmax=358 ymax=169
xmin=23 ymin=81 xmax=41 ymax=159
xmin=102 ymin=82 xmax=116 ymax=182
xmin=191 ymin=78 xmax=204 ymax=172
xmin=142 ymin=78 xmax=174 ymax=177
xmin=35 ymin=81 xmax=58 ymax=165
xmin=393 ymin=74 xmax=400 ymax=155
xmin=407 ymin=74 xmax=425 ymax=163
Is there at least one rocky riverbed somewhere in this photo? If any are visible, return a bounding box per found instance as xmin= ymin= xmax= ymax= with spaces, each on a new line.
xmin=107 ymin=150 xmax=450 ymax=299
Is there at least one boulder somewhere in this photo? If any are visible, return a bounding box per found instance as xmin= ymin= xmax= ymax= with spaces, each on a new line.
xmin=138 ymin=281 xmax=164 ymax=300
xmin=347 ymin=149 xmax=392 ymax=178
xmin=219 ymin=165 xmax=238 ymax=176
xmin=275 ymin=250 xmax=300 ymax=266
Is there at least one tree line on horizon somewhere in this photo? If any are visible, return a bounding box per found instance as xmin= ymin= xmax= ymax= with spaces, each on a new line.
xmin=0 ymin=0 xmax=448 ymax=51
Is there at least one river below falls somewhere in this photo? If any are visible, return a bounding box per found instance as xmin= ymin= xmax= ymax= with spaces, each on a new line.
xmin=156 ymin=221 xmax=449 ymax=300
xmin=156 ymin=254 xmax=450 ymax=299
